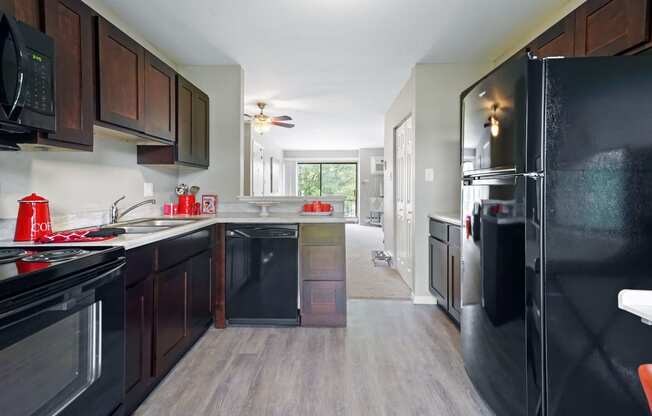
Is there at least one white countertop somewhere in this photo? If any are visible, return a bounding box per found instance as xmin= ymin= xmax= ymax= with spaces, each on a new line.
xmin=428 ymin=212 xmax=461 ymax=227
xmin=0 ymin=212 xmax=347 ymax=251
xmin=618 ymin=289 xmax=652 ymax=325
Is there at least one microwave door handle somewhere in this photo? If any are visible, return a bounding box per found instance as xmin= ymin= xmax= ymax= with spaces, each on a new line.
xmin=5 ymin=15 xmax=26 ymax=119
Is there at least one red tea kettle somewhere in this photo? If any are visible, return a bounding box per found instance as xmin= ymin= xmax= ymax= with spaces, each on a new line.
xmin=14 ymin=193 xmax=52 ymax=242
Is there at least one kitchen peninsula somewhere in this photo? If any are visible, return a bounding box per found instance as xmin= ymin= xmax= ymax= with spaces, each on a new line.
xmin=0 ymin=198 xmax=348 ymax=413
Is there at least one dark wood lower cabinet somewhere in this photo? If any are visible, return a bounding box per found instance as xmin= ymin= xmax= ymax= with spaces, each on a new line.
xmin=125 ymin=275 xmax=154 ymax=413
xmin=301 ymin=281 xmax=346 ymax=327
xmin=428 ymin=218 xmax=461 ymax=324
xmin=448 ymin=240 xmax=461 ymax=321
xmin=125 ymin=227 xmax=218 ymax=414
xmin=299 ymin=224 xmax=347 ymax=327
xmin=190 ymin=250 xmax=212 ymax=341
xmin=429 ymin=236 xmax=448 ymax=306
xmin=154 ymin=261 xmax=190 ymax=377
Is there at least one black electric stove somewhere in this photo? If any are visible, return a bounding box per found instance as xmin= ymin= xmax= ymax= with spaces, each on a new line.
xmin=0 ymin=245 xmax=125 ymax=301
xmin=0 ymin=245 xmax=126 ymax=416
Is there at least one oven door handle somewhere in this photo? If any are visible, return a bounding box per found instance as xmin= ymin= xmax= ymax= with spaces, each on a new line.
xmin=0 ymin=259 xmax=125 ymax=325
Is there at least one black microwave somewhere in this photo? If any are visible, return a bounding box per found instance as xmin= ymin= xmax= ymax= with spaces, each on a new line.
xmin=0 ymin=11 xmax=55 ymax=137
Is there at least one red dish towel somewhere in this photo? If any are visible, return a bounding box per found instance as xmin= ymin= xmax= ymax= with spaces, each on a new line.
xmin=37 ymin=229 xmax=115 ymax=243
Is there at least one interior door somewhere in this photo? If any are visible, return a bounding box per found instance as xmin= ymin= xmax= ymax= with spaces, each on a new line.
xmin=252 ymin=141 xmax=265 ymax=196
xmin=394 ymin=116 xmax=415 ymax=289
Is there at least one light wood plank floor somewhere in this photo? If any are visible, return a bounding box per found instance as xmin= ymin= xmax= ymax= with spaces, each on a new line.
xmin=135 ymin=300 xmax=492 ymax=416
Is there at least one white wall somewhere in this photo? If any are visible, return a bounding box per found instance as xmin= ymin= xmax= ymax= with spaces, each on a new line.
xmin=177 ymin=65 xmax=244 ymax=201
xmin=358 ymin=147 xmax=384 ymax=224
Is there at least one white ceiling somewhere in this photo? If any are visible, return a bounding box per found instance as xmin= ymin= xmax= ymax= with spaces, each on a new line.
xmin=99 ymin=0 xmax=571 ymax=150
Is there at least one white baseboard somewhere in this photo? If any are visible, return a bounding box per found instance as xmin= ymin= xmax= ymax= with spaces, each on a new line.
xmin=412 ymin=295 xmax=437 ymax=305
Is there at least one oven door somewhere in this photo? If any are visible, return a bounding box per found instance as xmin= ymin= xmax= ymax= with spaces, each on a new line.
xmin=461 ymin=174 xmax=526 ymax=416
xmin=0 ymin=259 xmax=125 ymax=416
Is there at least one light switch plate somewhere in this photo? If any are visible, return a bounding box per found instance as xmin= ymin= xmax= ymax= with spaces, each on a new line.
xmin=144 ymin=182 xmax=154 ymax=197
xmin=425 ymin=168 xmax=434 ymax=182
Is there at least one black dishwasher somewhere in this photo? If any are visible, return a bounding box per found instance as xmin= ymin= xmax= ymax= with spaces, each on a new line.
xmin=226 ymin=224 xmax=299 ymax=326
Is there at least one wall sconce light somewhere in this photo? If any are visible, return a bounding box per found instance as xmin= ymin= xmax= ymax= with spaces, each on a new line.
xmin=484 ymin=104 xmax=500 ymax=138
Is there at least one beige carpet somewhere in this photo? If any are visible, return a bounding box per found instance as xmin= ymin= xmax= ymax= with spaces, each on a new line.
xmin=346 ymin=224 xmax=412 ymax=300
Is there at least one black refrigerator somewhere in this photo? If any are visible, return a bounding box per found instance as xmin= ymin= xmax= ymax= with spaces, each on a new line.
xmin=460 ymin=54 xmax=652 ymax=416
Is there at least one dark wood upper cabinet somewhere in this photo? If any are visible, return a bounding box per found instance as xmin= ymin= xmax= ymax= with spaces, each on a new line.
xmin=43 ymin=0 xmax=94 ymax=149
xmin=575 ymin=0 xmax=651 ymax=56
xmin=12 ymin=0 xmax=42 ymax=29
xmin=177 ymin=77 xmax=193 ymax=163
xmin=529 ymin=12 xmax=576 ymax=58
xmin=191 ymin=87 xmax=209 ymax=166
xmin=144 ymin=51 xmax=175 ymax=141
xmin=177 ymin=75 xmax=210 ymax=167
xmin=137 ymin=76 xmax=210 ymax=168
xmin=97 ymin=17 xmax=146 ymax=132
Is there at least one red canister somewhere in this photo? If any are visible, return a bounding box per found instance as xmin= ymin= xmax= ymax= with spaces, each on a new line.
xmin=177 ymin=195 xmax=195 ymax=215
xmin=14 ymin=193 xmax=52 ymax=241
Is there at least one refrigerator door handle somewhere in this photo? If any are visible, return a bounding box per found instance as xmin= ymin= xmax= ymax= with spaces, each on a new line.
xmin=523 ymin=172 xmax=545 ymax=179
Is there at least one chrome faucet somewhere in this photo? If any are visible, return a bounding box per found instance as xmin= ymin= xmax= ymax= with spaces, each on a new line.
xmin=110 ymin=196 xmax=156 ymax=223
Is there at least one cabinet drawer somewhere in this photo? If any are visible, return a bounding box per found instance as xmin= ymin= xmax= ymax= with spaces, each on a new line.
xmin=301 ymin=244 xmax=345 ymax=281
xmin=448 ymin=226 xmax=461 ymax=247
xmin=300 ymin=224 xmax=345 ymax=245
xmin=157 ymin=228 xmax=212 ymax=271
xmin=429 ymin=219 xmax=447 ymax=241
xmin=126 ymin=245 xmax=154 ymax=286
xmin=301 ymin=281 xmax=346 ymax=327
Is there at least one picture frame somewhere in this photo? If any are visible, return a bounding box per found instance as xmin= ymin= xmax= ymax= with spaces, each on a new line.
xmin=201 ymin=194 xmax=218 ymax=214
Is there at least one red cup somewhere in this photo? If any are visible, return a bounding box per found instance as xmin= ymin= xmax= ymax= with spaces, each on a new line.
xmin=177 ymin=195 xmax=195 ymax=215
xmin=303 ymin=204 xmax=314 ymax=212
xmin=320 ymin=203 xmax=332 ymax=212
xmin=193 ymin=202 xmax=201 ymax=216
xmin=163 ymin=203 xmax=175 ymax=216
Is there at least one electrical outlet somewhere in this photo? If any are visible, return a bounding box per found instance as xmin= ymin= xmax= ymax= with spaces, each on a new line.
xmin=144 ymin=182 xmax=154 ymax=197
xmin=425 ymin=168 xmax=434 ymax=182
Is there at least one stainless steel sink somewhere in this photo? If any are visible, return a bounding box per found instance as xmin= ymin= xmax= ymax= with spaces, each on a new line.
xmin=101 ymin=217 xmax=201 ymax=234
xmin=129 ymin=219 xmax=196 ymax=227
xmin=118 ymin=226 xmax=172 ymax=234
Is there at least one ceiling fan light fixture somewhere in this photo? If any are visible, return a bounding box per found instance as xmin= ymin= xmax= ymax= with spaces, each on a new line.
xmin=253 ymin=118 xmax=272 ymax=135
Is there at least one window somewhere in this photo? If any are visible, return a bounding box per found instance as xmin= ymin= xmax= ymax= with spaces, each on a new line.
xmin=297 ymin=163 xmax=358 ymax=217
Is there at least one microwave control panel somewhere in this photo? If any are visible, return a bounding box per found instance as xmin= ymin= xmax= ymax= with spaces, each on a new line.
xmin=22 ymin=49 xmax=54 ymax=115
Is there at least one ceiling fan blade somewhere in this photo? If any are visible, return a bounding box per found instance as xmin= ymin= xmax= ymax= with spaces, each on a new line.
xmin=271 ymin=115 xmax=292 ymax=121
xmin=271 ymin=121 xmax=295 ymax=128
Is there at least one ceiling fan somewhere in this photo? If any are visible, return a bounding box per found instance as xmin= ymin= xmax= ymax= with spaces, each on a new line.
xmin=245 ymin=102 xmax=294 ymax=135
